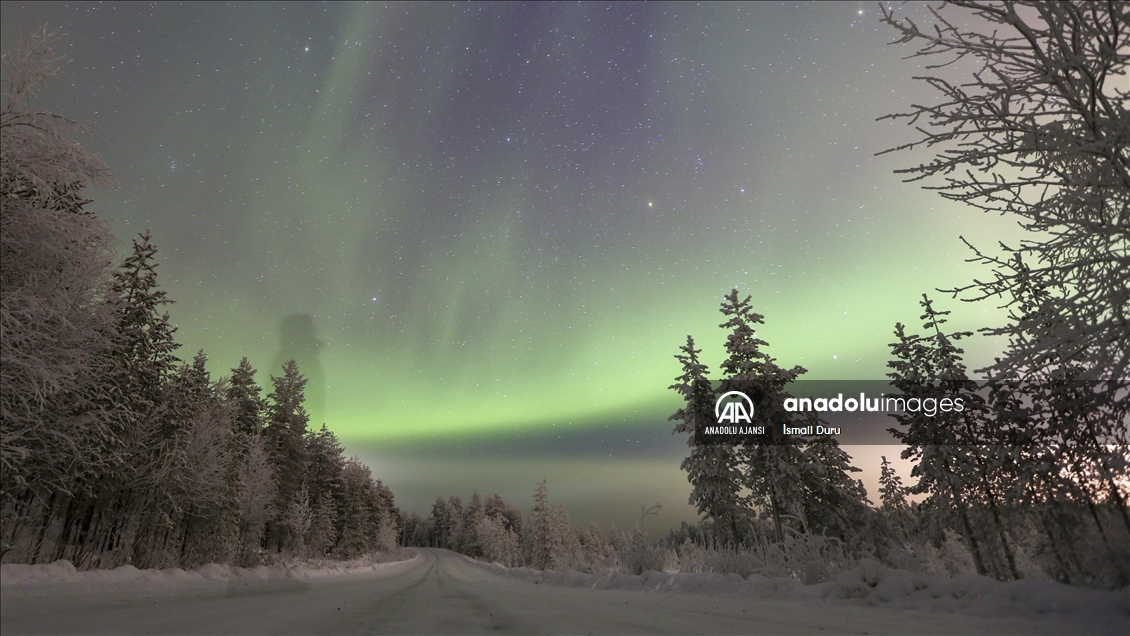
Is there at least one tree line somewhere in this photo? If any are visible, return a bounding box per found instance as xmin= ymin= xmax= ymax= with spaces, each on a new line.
xmin=669 ymin=289 xmax=1127 ymax=589
xmin=1 ymin=28 xmax=398 ymax=570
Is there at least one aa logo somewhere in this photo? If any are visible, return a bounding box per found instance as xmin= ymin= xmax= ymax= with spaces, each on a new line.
xmin=715 ymin=391 xmax=753 ymax=424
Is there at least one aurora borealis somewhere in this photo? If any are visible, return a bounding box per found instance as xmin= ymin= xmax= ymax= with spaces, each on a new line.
xmin=1 ymin=2 xmax=1024 ymax=529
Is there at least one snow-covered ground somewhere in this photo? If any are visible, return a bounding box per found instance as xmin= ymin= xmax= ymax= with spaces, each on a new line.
xmin=1 ymin=548 xmax=1125 ymax=635
xmin=475 ymin=556 xmax=1129 ymax=622
xmin=0 ymin=551 xmax=416 ymax=587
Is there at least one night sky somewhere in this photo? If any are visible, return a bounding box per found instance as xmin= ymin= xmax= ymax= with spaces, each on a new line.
xmin=1 ymin=2 xmax=1023 ymax=531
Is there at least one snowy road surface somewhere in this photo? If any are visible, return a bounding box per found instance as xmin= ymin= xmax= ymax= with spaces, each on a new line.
xmin=1 ymin=548 xmax=1121 ymax=635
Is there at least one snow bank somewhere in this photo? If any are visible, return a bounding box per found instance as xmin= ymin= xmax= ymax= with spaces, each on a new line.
xmin=472 ymin=557 xmax=1129 ymax=621
xmin=0 ymin=550 xmax=418 ymax=587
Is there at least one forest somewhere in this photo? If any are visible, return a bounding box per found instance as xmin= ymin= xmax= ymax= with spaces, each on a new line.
xmin=1 ymin=30 xmax=398 ymax=570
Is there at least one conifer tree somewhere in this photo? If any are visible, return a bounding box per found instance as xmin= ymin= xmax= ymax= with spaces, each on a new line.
xmin=879 ymin=455 xmax=912 ymax=539
xmin=797 ymin=439 xmax=870 ymax=540
xmin=109 ymin=230 xmax=181 ymax=419
xmin=173 ymin=370 xmax=240 ymax=567
xmin=371 ymin=479 xmax=399 ymax=552
xmin=0 ymin=30 xmax=401 ymax=572
xmin=669 ymin=335 xmax=746 ymax=543
xmin=526 ymin=480 xmax=565 ymax=569
xmin=263 ymin=359 xmax=309 ymax=551
xmin=335 ymin=458 xmax=397 ymax=557
xmin=879 ymin=456 xmax=908 ymax=514
xmin=716 ymin=289 xmax=807 ymax=543
xmin=304 ymin=424 xmax=345 ymax=511
xmin=460 ymin=491 xmax=486 ymax=557
xmin=227 ymin=358 xmax=265 ymax=437
xmin=99 ymin=231 xmax=184 ymax=568
xmin=888 ymin=295 xmax=999 ymax=577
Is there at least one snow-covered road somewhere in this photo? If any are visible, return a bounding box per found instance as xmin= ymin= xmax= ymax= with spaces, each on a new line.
xmin=0 ymin=549 xmax=1121 ymax=634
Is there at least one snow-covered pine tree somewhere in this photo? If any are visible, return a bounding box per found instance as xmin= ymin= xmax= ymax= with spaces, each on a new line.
xmin=108 ymin=230 xmax=182 ymax=420
xmin=173 ymin=372 xmax=241 ymax=567
xmin=227 ymin=357 xmax=265 ymax=437
xmin=335 ymin=458 xmax=377 ymax=558
xmin=716 ymin=289 xmax=808 ymax=543
xmin=669 ymin=335 xmax=745 ymax=545
xmin=796 ymin=439 xmax=870 ymax=542
xmin=879 ymin=456 xmax=908 ymax=514
xmin=372 ymin=479 xmax=399 ymax=552
xmin=333 ymin=458 xmax=398 ymax=557
xmin=303 ymin=424 xmax=346 ymax=522
xmin=281 ymin=484 xmax=314 ymax=556
xmin=474 ymin=514 xmax=521 ymax=567
xmin=33 ymin=228 xmax=176 ymax=569
xmin=94 ymin=230 xmax=185 ymax=569
xmin=440 ymin=495 xmax=465 ymax=552
xmin=879 ymin=455 xmax=912 ymax=538
xmin=460 ymin=491 xmax=486 ymax=557
xmin=428 ymin=497 xmax=450 ymax=548
xmin=235 ymin=433 xmax=277 ymax=564
xmin=1 ymin=28 xmax=120 ymax=563
xmin=397 ymin=512 xmax=433 ymax=549
xmin=162 ymin=351 xmax=212 ymax=436
xmin=887 ymin=295 xmax=1022 ymax=579
xmin=263 ymin=359 xmax=310 ymax=552
xmin=525 ymin=480 xmax=567 ymax=570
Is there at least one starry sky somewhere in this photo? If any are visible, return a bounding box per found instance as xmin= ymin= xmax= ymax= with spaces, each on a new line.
xmin=1 ymin=2 xmax=1023 ymax=530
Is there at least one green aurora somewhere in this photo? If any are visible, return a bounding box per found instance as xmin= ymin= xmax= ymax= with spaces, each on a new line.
xmin=0 ymin=1 xmax=1024 ymax=527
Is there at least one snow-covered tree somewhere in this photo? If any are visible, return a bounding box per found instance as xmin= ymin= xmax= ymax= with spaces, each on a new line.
xmin=1 ymin=28 xmax=118 ymax=510
xmin=474 ymin=515 xmax=521 ymax=567
xmin=0 ymin=28 xmax=399 ymax=573
xmin=263 ymin=360 xmax=309 ymax=551
xmin=235 ymin=433 xmax=277 ymax=561
xmin=459 ymin=491 xmax=486 ymax=557
xmin=669 ymin=335 xmax=746 ymax=544
xmin=108 ymin=230 xmax=182 ymax=421
xmin=173 ymin=372 xmax=241 ymax=566
xmin=483 ymin=492 xmax=523 ymax=538
xmin=879 ymin=3 xmax=1129 ymax=585
xmin=335 ymin=458 xmax=397 ymax=558
xmin=716 ymin=290 xmax=809 ymax=543
xmin=887 ymin=295 xmax=1024 ymax=580
xmin=281 ymin=484 xmax=314 ymax=556
xmin=397 ymin=512 xmax=434 ymax=549
xmin=335 ymin=460 xmax=376 ymax=558
xmin=879 ymin=455 xmax=913 ymax=540
xmin=524 ymin=480 xmax=574 ymax=570
xmin=879 ymin=456 xmax=909 ymax=515
xmin=881 ymin=1 xmax=1129 ymax=384
xmin=226 ymin=357 xmax=265 ymax=436
xmin=796 ymin=439 xmax=870 ymax=541
xmin=303 ymin=424 xmax=345 ymax=516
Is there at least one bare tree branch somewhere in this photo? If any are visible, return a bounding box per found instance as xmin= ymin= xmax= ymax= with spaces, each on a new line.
xmin=879 ymin=1 xmax=1130 ymax=383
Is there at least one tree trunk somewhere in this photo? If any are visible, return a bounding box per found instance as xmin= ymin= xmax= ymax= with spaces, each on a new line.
xmin=30 ymin=491 xmax=57 ymax=564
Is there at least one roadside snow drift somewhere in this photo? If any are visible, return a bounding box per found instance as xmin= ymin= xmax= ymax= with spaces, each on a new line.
xmin=473 ymin=557 xmax=1129 ymax=621
xmin=0 ymin=552 xmax=418 ymax=587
